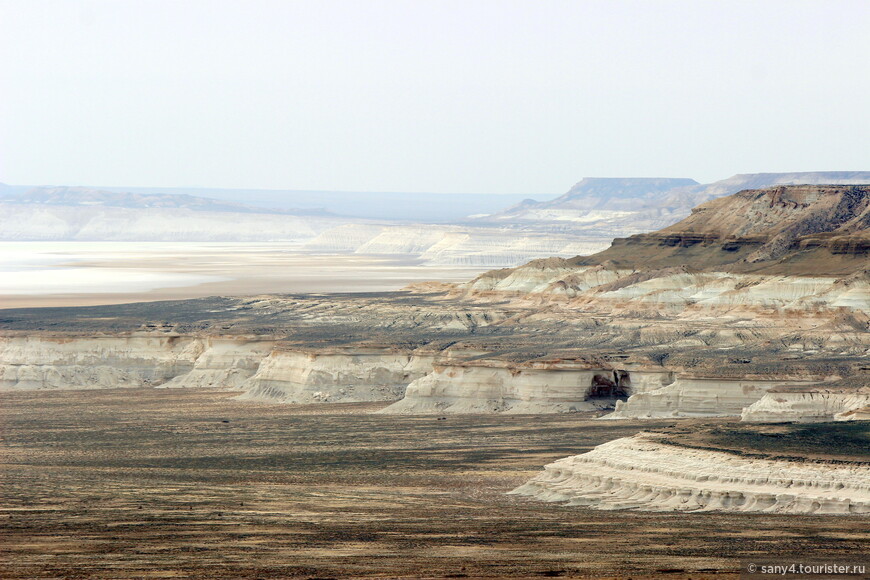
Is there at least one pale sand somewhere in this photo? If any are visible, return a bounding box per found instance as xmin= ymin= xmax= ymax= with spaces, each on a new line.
xmin=0 ymin=242 xmax=486 ymax=308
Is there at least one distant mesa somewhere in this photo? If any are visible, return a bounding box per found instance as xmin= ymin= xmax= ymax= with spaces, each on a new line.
xmin=479 ymin=172 xmax=870 ymax=233
xmin=511 ymin=177 xmax=700 ymax=209
xmin=10 ymin=186 xmax=331 ymax=216
xmin=573 ymin=184 xmax=870 ymax=276
xmin=1 ymin=181 xmax=868 ymax=426
xmin=2 ymin=174 xmax=868 ymax=269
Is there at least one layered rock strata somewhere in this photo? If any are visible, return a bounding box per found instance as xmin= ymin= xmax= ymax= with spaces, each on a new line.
xmin=380 ymin=361 xmax=673 ymax=415
xmin=481 ymin=173 xmax=870 ymax=241
xmin=0 ymin=336 xmax=434 ymax=404
xmin=605 ymin=377 xmax=820 ymax=419
xmin=160 ymin=339 xmax=277 ymax=389
xmin=0 ymin=335 xmax=204 ymax=390
xmin=836 ymin=406 xmax=870 ymax=421
xmin=1 ymin=185 xmax=867 ymax=421
xmin=742 ymin=389 xmax=870 ymax=423
xmin=570 ymin=184 xmax=870 ymax=276
xmin=511 ymin=433 xmax=870 ymax=514
xmin=236 ymin=348 xmax=436 ymax=403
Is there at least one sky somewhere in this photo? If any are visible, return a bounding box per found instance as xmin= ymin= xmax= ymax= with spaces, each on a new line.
xmin=1 ymin=0 xmax=868 ymax=195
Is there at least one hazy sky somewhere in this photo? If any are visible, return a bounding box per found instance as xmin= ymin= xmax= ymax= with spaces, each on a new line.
xmin=1 ymin=0 xmax=868 ymax=194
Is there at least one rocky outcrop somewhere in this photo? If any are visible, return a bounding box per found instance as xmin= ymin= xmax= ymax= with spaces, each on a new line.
xmin=377 ymin=358 xmax=837 ymax=420
xmin=0 ymin=335 xmax=205 ymax=390
xmin=742 ymin=390 xmax=870 ymax=423
xmin=573 ymin=184 xmax=870 ymax=275
xmin=511 ymin=433 xmax=870 ymax=514
xmin=465 ymin=260 xmax=627 ymax=295
xmin=0 ymin=336 xmax=434 ymax=405
xmin=480 ymin=177 xmax=700 ymax=227
xmin=236 ymin=348 xmax=436 ymax=404
xmin=605 ymin=377 xmax=820 ymax=419
xmin=479 ymin=173 xmax=870 ymax=238
xmin=380 ymin=361 xmax=673 ymax=415
xmin=464 ymin=266 xmax=868 ymax=316
xmin=836 ymin=406 xmax=870 ymax=421
xmin=160 ymin=339 xmax=277 ymax=389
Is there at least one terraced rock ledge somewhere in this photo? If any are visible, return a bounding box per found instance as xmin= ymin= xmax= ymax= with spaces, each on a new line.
xmin=1 ymin=185 xmax=867 ymax=422
xmin=511 ymin=427 xmax=870 ymax=514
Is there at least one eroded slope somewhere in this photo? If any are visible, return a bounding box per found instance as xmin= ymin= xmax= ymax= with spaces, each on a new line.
xmin=512 ymin=423 xmax=870 ymax=514
xmin=1 ymin=185 xmax=868 ymax=421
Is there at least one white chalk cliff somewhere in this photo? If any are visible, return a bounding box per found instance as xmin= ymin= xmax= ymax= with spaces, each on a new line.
xmin=0 ymin=335 xmax=205 ymax=390
xmin=742 ymin=390 xmax=870 ymax=423
xmin=2 ymin=184 xmax=868 ymax=424
xmin=604 ymin=377 xmax=820 ymax=419
xmin=235 ymin=348 xmax=435 ymax=404
xmin=0 ymin=336 xmax=434 ymax=404
xmin=380 ymin=362 xmax=673 ymax=415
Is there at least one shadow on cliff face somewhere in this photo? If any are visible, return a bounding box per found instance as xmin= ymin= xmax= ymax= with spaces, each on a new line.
xmin=586 ymin=370 xmax=631 ymax=403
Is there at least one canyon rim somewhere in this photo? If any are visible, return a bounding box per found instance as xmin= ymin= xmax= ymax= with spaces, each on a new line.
xmin=1 ymin=178 xmax=868 ymax=580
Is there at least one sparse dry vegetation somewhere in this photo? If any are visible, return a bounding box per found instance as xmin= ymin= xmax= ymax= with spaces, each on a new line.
xmin=1 ymin=388 xmax=868 ymax=579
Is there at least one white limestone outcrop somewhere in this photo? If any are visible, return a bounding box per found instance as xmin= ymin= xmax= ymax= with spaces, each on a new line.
xmin=511 ymin=434 xmax=870 ymax=514
xmin=236 ymin=349 xmax=436 ymax=404
xmin=466 ymin=261 xmax=627 ymax=295
xmin=466 ymin=264 xmax=870 ymax=315
xmin=380 ymin=363 xmax=673 ymax=415
xmin=159 ymin=339 xmax=277 ymax=389
xmin=0 ymin=336 xmax=434 ymax=405
xmin=0 ymin=335 xmax=204 ymax=390
xmin=604 ymin=377 xmax=816 ymax=419
xmin=381 ymin=365 xmax=597 ymax=414
xmin=742 ymin=391 xmax=870 ymax=423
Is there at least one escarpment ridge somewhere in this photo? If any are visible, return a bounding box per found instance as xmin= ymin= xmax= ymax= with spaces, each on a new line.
xmin=1 ymin=184 xmax=868 ymax=422
xmin=436 ymin=185 xmax=869 ymax=419
xmin=0 ymin=334 xmax=444 ymax=405
xmin=570 ymin=184 xmax=869 ymax=275
xmin=460 ymin=185 xmax=870 ymax=304
xmin=3 ymin=182 xmax=867 ymax=524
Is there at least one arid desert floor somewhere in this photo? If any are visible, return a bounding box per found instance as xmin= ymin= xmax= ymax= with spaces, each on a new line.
xmin=1 ymin=388 xmax=867 ymax=579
